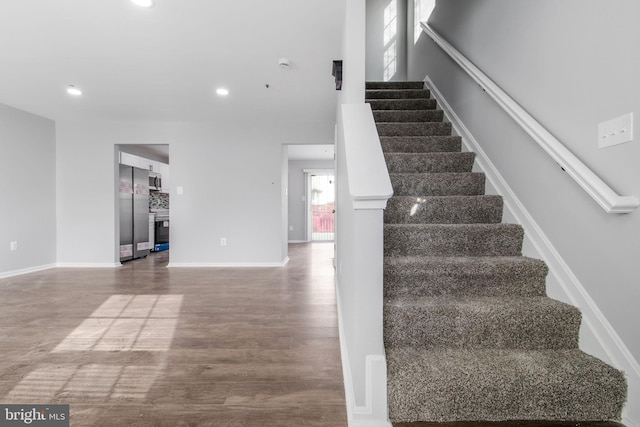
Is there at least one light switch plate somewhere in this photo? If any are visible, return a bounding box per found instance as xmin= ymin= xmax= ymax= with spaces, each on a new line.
xmin=598 ymin=113 xmax=633 ymax=149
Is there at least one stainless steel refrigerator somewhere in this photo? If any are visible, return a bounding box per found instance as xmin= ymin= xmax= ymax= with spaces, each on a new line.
xmin=119 ymin=164 xmax=151 ymax=262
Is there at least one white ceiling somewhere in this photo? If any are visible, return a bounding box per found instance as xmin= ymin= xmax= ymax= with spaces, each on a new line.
xmin=0 ymin=1 xmax=345 ymax=123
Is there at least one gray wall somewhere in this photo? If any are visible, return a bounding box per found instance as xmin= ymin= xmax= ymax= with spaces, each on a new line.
xmin=410 ymin=0 xmax=640 ymax=360
xmin=288 ymin=159 xmax=335 ymax=242
xmin=0 ymin=104 xmax=56 ymax=275
xmin=55 ymin=120 xmax=334 ymax=266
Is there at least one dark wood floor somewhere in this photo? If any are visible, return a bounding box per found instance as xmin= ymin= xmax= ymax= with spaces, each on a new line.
xmin=0 ymin=243 xmax=347 ymax=426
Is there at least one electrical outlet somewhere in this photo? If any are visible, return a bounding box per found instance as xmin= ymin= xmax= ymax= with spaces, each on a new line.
xmin=10 ymin=241 xmax=18 ymax=251
xmin=289 ymin=226 xmax=294 ymax=231
xmin=598 ymin=113 xmax=634 ymax=148
xmin=220 ymin=238 xmax=227 ymax=246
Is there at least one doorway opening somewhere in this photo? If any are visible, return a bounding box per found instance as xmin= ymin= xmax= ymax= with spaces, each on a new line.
xmin=286 ymin=144 xmax=335 ymax=245
xmin=115 ymin=144 xmax=170 ymax=264
xmin=308 ymin=173 xmax=335 ymax=242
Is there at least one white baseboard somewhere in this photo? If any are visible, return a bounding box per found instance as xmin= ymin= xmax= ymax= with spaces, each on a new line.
xmin=336 ymin=279 xmax=392 ymax=427
xmin=1 ymin=262 xmax=124 ymax=280
xmin=56 ymin=262 xmax=122 ymax=268
xmin=425 ymin=76 xmax=639 ymax=426
xmin=167 ymin=258 xmax=289 ymax=268
xmin=2 ymin=258 xmax=291 ymax=275
xmin=0 ymin=263 xmax=57 ymax=279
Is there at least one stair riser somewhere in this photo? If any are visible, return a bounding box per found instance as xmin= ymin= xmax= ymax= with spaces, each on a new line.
xmin=384 ymin=257 xmax=548 ymax=298
xmin=380 ymin=136 xmax=462 ymax=153
xmin=386 ymin=348 xmax=627 ymax=423
xmin=366 ymin=81 xmax=425 ymax=90
xmin=390 ymin=173 xmax=485 ymax=196
xmin=385 ymin=152 xmax=475 ymax=173
xmin=377 ymin=122 xmax=452 ymax=136
xmin=368 ymin=99 xmax=437 ymax=110
xmin=366 ymin=89 xmax=431 ymax=99
xmin=384 ymin=196 xmax=503 ymax=224
xmin=384 ymin=299 xmax=581 ymax=350
xmin=373 ymin=110 xmax=444 ymax=123
xmin=384 ymin=224 xmax=524 ymax=257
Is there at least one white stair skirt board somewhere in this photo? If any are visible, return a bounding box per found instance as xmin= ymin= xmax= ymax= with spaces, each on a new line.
xmin=424 ymin=76 xmax=640 ymax=427
xmin=336 ymin=283 xmax=392 ymax=427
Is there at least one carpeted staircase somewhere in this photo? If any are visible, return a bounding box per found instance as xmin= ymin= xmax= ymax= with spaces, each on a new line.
xmin=366 ymin=81 xmax=628 ymax=423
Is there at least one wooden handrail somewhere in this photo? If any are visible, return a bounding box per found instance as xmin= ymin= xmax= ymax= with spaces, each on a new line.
xmin=422 ymin=22 xmax=639 ymax=214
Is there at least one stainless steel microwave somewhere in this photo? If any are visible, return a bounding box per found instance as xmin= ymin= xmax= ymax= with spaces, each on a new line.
xmin=149 ymin=172 xmax=162 ymax=191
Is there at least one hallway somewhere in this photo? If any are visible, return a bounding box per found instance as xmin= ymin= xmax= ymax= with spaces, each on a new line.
xmin=0 ymin=243 xmax=347 ymax=426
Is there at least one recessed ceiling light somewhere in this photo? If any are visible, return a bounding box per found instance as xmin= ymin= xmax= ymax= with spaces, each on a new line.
xmin=66 ymin=85 xmax=82 ymax=96
xmin=216 ymin=88 xmax=229 ymax=96
xmin=131 ymin=0 xmax=154 ymax=7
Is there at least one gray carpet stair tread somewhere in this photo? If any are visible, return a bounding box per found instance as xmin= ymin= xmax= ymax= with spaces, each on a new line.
xmin=377 ymin=122 xmax=452 ymax=136
xmin=366 ymin=81 xmax=425 ymax=89
xmin=385 ymin=152 xmax=476 ymax=173
xmin=373 ymin=109 xmax=444 ymax=122
xmin=384 ymin=223 xmax=524 ymax=257
xmin=368 ymin=98 xmax=437 ymax=110
xmin=390 ymin=172 xmax=486 ymax=196
xmin=381 ymin=136 xmax=463 ymax=153
xmin=384 ymin=195 xmax=503 ymax=224
xmin=366 ymin=89 xmax=432 ymax=99
xmin=383 ymin=256 xmax=548 ymax=298
xmin=392 ymin=422 xmax=626 ymax=427
xmin=384 ymin=296 xmax=581 ymax=350
xmin=386 ymin=348 xmax=627 ymax=423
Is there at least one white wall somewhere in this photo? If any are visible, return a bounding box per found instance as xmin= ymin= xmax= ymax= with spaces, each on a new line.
xmin=365 ymin=0 xmax=408 ymax=81
xmin=337 ymin=0 xmax=367 ymax=407
xmin=287 ymin=159 xmax=335 ymax=242
xmin=55 ymin=120 xmax=334 ymax=266
xmin=0 ymin=104 xmax=56 ymax=276
xmin=338 ymin=0 xmax=367 ymax=106
xmin=336 ymin=1 xmax=393 ymax=425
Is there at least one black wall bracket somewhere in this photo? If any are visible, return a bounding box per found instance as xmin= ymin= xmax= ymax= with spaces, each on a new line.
xmin=332 ymin=60 xmax=343 ymax=91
